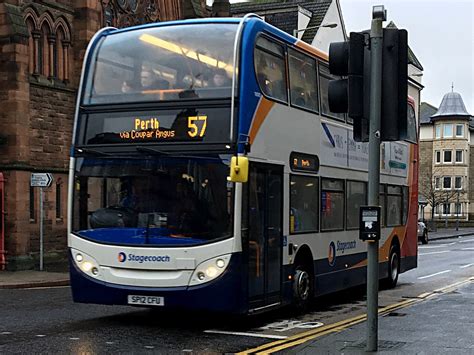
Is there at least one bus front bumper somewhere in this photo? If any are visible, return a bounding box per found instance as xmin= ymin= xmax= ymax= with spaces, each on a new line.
xmin=69 ymin=251 xmax=246 ymax=313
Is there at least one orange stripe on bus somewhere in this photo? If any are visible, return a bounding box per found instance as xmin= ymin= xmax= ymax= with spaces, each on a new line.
xmin=249 ymin=97 xmax=274 ymax=144
xmin=294 ymin=41 xmax=329 ymax=61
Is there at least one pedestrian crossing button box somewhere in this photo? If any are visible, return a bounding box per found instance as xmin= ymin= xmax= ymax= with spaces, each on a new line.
xmin=359 ymin=206 xmax=381 ymax=241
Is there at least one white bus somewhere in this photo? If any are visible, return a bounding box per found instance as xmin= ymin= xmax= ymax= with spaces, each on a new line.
xmin=68 ymin=16 xmax=419 ymax=314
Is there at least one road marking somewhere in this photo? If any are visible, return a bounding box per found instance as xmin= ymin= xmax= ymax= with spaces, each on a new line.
xmin=204 ymin=330 xmax=288 ymax=340
xmin=69 ymin=337 xmax=80 ymax=340
xmin=35 ymin=334 xmax=46 ymax=337
xmin=461 ymin=247 xmax=474 ymax=250
xmin=458 ymin=239 xmax=474 ymax=243
xmin=419 ymin=250 xmax=451 ymax=256
xmin=419 ymin=242 xmax=455 ymax=249
xmin=418 ymin=270 xmax=451 ymax=280
xmin=460 ymin=263 xmax=474 ymax=269
xmin=237 ymin=278 xmax=474 ymax=354
xmin=0 ymin=332 xmax=12 ymax=335
xmin=21 ymin=286 xmax=70 ymax=290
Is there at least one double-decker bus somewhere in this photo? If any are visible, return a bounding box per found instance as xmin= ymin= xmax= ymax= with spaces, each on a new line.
xmin=68 ymin=15 xmax=418 ymax=314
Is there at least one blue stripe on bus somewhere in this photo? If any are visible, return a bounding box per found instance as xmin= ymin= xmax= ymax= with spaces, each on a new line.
xmin=238 ymin=19 xmax=297 ymax=153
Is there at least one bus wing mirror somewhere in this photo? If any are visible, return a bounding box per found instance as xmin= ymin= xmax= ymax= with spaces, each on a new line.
xmin=228 ymin=156 xmax=249 ymax=183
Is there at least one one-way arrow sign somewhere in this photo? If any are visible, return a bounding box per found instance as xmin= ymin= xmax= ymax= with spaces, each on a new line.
xmin=31 ymin=173 xmax=53 ymax=187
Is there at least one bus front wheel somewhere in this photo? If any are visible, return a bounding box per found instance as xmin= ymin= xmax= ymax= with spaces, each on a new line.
xmin=293 ymin=265 xmax=313 ymax=311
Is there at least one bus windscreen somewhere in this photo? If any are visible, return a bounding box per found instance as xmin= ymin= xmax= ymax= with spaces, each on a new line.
xmin=83 ymin=24 xmax=238 ymax=105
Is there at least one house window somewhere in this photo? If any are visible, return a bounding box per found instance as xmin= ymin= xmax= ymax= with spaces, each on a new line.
xmin=442 ymin=203 xmax=451 ymax=216
xmin=455 ymin=150 xmax=463 ymax=163
xmin=435 ymin=177 xmax=440 ymax=190
xmin=443 ymin=150 xmax=452 ymax=163
xmin=456 ymin=124 xmax=464 ymax=137
xmin=443 ymin=177 xmax=452 ymax=189
xmin=455 ymin=176 xmax=462 ymax=189
xmin=455 ymin=203 xmax=462 ymax=216
xmin=435 ymin=125 xmax=441 ymax=139
xmin=443 ymin=124 xmax=453 ymax=138
xmin=435 ymin=150 xmax=441 ymax=164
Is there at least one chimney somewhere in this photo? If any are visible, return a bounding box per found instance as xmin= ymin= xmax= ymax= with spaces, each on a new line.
xmin=212 ymin=0 xmax=231 ymax=17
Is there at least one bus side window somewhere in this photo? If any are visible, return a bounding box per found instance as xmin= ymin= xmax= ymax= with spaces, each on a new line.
xmin=288 ymin=48 xmax=319 ymax=112
xmin=254 ymin=36 xmax=288 ymax=103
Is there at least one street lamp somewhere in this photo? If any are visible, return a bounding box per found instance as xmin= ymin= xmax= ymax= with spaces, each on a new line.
xmin=293 ymin=23 xmax=338 ymax=38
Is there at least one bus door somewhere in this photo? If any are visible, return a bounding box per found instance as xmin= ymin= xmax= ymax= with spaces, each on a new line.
xmin=244 ymin=163 xmax=283 ymax=310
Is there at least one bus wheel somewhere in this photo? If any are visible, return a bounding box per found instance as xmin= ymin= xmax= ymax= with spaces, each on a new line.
xmin=383 ymin=245 xmax=400 ymax=289
xmin=293 ymin=265 xmax=313 ymax=311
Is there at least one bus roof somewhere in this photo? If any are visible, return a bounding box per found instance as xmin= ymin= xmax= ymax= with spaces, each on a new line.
xmin=100 ymin=17 xmax=329 ymax=62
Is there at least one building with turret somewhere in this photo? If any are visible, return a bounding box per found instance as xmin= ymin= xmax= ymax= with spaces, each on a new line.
xmin=419 ymin=91 xmax=473 ymax=222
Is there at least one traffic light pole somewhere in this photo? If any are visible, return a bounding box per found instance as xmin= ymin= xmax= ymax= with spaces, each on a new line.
xmin=367 ymin=6 xmax=385 ymax=352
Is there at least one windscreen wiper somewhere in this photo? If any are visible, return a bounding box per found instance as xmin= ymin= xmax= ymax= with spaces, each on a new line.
xmin=75 ymin=147 xmax=112 ymax=156
xmin=135 ymin=146 xmax=171 ymax=156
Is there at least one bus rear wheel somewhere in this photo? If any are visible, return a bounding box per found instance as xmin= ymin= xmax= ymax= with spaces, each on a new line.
xmin=383 ymin=245 xmax=400 ymax=289
xmin=293 ymin=265 xmax=313 ymax=311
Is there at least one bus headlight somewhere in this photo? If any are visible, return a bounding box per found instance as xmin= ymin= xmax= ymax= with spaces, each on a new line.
xmin=189 ymin=254 xmax=231 ymax=286
xmin=72 ymin=249 xmax=100 ymax=277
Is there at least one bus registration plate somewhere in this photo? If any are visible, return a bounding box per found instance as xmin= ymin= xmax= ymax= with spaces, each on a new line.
xmin=127 ymin=295 xmax=164 ymax=306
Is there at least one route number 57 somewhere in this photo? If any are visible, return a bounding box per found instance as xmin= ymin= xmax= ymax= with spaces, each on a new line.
xmin=188 ymin=116 xmax=207 ymax=138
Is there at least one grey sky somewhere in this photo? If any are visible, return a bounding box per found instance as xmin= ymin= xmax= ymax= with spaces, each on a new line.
xmin=339 ymin=0 xmax=473 ymax=113
xmin=209 ymin=0 xmax=473 ymax=113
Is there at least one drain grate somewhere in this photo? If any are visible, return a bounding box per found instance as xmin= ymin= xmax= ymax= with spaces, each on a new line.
xmin=386 ymin=311 xmax=407 ymax=317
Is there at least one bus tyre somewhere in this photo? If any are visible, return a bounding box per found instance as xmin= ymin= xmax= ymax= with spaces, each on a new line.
xmin=293 ymin=265 xmax=313 ymax=311
xmin=384 ymin=245 xmax=400 ymax=289
xmin=421 ymin=230 xmax=429 ymax=244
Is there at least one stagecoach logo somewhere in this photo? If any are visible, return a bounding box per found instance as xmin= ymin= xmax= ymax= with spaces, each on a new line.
xmin=328 ymin=242 xmax=336 ymax=266
xmin=118 ymin=252 xmax=127 ymax=262
xmin=117 ymin=252 xmax=171 ymax=264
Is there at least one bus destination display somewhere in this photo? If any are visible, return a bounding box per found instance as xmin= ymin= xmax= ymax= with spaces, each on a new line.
xmin=290 ymin=152 xmax=319 ymax=173
xmin=118 ymin=116 xmax=207 ymax=141
xmin=83 ymin=108 xmax=230 ymax=145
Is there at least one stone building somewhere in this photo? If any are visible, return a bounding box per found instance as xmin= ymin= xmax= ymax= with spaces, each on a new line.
xmin=0 ymin=0 xmax=206 ymax=270
xmin=419 ymin=91 xmax=473 ymax=222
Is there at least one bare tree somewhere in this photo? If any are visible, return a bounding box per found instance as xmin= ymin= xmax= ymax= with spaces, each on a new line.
xmin=419 ymin=166 xmax=460 ymax=223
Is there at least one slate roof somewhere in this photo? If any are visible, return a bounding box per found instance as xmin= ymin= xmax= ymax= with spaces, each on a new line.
xmin=420 ymin=102 xmax=438 ymax=125
xmin=386 ymin=21 xmax=423 ymax=71
xmin=231 ymin=0 xmax=333 ymax=44
xmin=431 ymin=92 xmax=471 ymax=118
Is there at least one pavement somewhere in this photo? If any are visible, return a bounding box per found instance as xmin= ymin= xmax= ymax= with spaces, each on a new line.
xmin=1 ymin=227 xmax=473 ymax=290
xmin=286 ymin=278 xmax=474 ymax=354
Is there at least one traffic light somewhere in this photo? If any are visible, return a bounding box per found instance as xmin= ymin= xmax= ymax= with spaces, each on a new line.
xmin=328 ymin=32 xmax=369 ymax=142
xmin=380 ymin=28 xmax=408 ymax=141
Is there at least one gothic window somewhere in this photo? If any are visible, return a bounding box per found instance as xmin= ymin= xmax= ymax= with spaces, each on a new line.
xmin=40 ymin=23 xmax=50 ymax=77
xmin=24 ymin=10 xmax=71 ymax=83
xmin=26 ymin=18 xmax=36 ymax=74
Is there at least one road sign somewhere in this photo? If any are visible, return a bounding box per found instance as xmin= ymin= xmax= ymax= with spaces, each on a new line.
xmin=31 ymin=173 xmax=53 ymax=188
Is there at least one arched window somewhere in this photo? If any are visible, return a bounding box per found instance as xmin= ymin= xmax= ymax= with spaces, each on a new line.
xmin=56 ymin=28 xmax=65 ymax=79
xmin=40 ymin=23 xmax=50 ymax=76
xmin=26 ymin=18 xmax=35 ymax=74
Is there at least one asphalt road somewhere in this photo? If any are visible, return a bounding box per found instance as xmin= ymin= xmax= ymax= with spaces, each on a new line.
xmin=1 ymin=236 xmax=473 ymax=354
